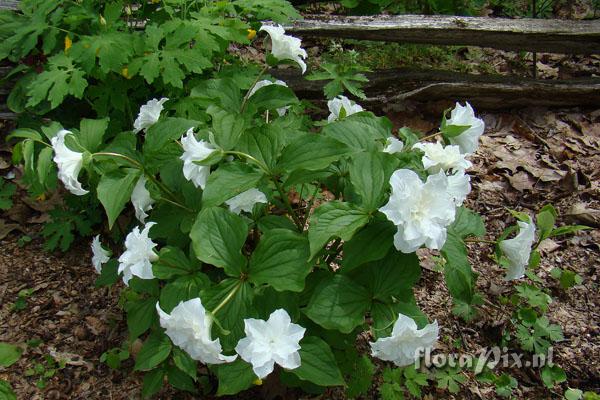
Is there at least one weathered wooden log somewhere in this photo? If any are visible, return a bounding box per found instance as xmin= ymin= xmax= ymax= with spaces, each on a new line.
xmin=285 ymin=15 xmax=600 ymax=54
xmin=0 ymin=1 xmax=18 ymax=10
xmin=270 ymin=67 xmax=600 ymax=109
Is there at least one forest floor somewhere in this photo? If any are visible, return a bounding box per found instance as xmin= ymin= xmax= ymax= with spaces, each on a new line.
xmin=1 ymin=103 xmax=599 ymax=399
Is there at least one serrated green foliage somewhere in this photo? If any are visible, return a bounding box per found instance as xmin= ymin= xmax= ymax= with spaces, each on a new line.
xmin=434 ymin=366 xmax=466 ymax=394
xmin=0 ymin=179 xmax=16 ymax=210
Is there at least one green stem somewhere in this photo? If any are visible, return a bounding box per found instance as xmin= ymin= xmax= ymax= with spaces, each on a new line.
xmin=92 ymin=152 xmax=143 ymax=168
xmin=274 ymin=179 xmax=303 ymax=230
xmin=419 ymin=131 xmax=442 ymax=142
xmin=464 ymin=238 xmax=497 ymax=245
xmin=211 ymin=281 xmax=242 ymax=316
xmin=302 ymin=184 xmax=320 ymax=226
xmin=240 ymin=65 xmax=269 ymax=113
xmin=225 ymin=150 xmax=270 ymax=174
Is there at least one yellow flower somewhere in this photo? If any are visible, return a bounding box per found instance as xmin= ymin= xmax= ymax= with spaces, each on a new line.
xmin=247 ymin=29 xmax=256 ymax=40
xmin=64 ymin=35 xmax=72 ymax=52
xmin=99 ymin=15 xmax=106 ymax=26
xmin=253 ymin=378 xmax=263 ymax=386
xmin=121 ymin=67 xmax=131 ymax=79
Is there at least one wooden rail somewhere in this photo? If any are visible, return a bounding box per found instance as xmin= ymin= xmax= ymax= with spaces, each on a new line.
xmin=285 ymin=15 xmax=600 ymax=54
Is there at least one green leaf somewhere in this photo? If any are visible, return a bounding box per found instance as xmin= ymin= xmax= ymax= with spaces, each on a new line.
xmin=277 ymin=134 xmax=351 ymax=173
xmin=152 ymin=247 xmax=199 ymax=280
xmin=0 ymin=343 xmax=22 ymax=367
xmin=349 ymin=151 xmax=397 ymax=211
xmin=305 ymin=274 xmax=370 ymax=333
xmin=213 ymin=359 xmax=257 ymax=395
xmin=167 ymin=365 xmax=198 ymax=393
xmin=0 ymin=380 xmax=17 ymax=400
xmin=144 ymin=118 xmax=198 ymax=156
xmin=565 ymin=388 xmax=583 ymax=400
xmin=247 ymin=84 xmax=299 ymax=113
xmin=79 ymin=118 xmax=109 ymax=152
xmin=191 ymin=78 xmax=242 ymax=113
xmin=207 ymin=106 xmax=245 ymax=150
xmin=441 ymin=124 xmax=471 ymax=138
xmin=202 ymin=162 xmax=263 ymax=207
xmin=172 ymin=347 xmax=197 ymax=380
xmin=435 ymin=367 xmax=466 ymax=393
xmin=308 ymin=201 xmax=369 ymax=258
xmin=0 ymin=179 xmax=16 ymax=210
xmin=537 ymin=208 xmax=556 ymax=241
xmin=97 ymin=170 xmax=140 ymax=228
xmin=441 ymin=233 xmax=476 ymax=305
xmin=322 ymin=113 xmax=390 ymax=152
xmin=449 ymin=207 xmax=486 ymax=239
xmin=95 ymin=259 xmax=119 ymax=287
xmin=257 ymin=215 xmax=297 ymax=232
xmin=290 ymin=336 xmax=345 ymax=386
xmin=36 ymin=147 xmax=54 ymax=189
xmin=237 ymin=125 xmax=283 ymax=172
xmin=159 ymin=275 xmax=209 ymax=312
xmin=249 ymin=229 xmax=311 ymax=292
xmin=125 ymin=298 xmax=158 ymax=340
xmin=134 ymin=332 xmax=172 ymax=371
xmin=202 ymin=279 xmax=254 ymax=350
xmin=541 ymin=365 xmax=567 ymax=388
xmin=141 ymin=368 xmax=165 ymax=399
xmin=341 ymin=219 xmax=395 ymax=272
xmin=190 ymin=207 xmax=248 ymax=277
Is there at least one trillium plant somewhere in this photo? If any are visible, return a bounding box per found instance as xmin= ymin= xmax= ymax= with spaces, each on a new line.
xmin=6 ymin=5 xmax=583 ymax=397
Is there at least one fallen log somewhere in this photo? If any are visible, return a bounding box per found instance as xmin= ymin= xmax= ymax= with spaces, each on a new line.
xmin=270 ymin=68 xmax=600 ymax=109
xmin=285 ymin=14 xmax=600 ymax=54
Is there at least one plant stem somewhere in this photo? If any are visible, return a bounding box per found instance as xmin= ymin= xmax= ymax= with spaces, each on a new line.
xmin=92 ymin=152 xmax=143 ymax=168
xmin=419 ymin=131 xmax=442 ymax=142
xmin=240 ymin=65 xmax=269 ymax=113
xmin=211 ymin=281 xmax=242 ymax=315
xmin=274 ymin=179 xmax=303 ymax=230
xmin=302 ymin=184 xmax=320 ymax=226
xmin=225 ymin=150 xmax=269 ymax=174
xmin=464 ymin=238 xmax=497 ymax=245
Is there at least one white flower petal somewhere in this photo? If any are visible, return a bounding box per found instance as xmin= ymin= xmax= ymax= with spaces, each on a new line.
xmin=133 ymin=98 xmax=168 ymax=133
xmin=379 ymin=170 xmax=456 ymax=253
xmin=260 ymin=25 xmax=307 ymax=74
xmin=370 ymin=314 xmax=438 ymax=367
xmin=225 ymin=188 xmax=267 ymax=215
xmin=51 ymin=130 xmax=88 ymax=196
xmin=446 ymin=102 xmax=485 ymax=154
xmin=91 ymin=235 xmax=110 ymax=274
xmin=235 ymin=309 xmax=305 ymax=379
xmin=180 ymin=128 xmax=217 ymax=189
xmin=118 ymin=222 xmax=158 ymax=286
xmin=413 ymin=142 xmax=472 ymax=173
xmin=131 ymin=176 xmax=154 ymax=223
xmin=500 ymin=219 xmax=536 ymax=280
xmin=157 ymin=299 xmax=236 ymax=365
xmin=446 ymin=170 xmax=471 ymax=206
xmin=383 ymin=137 xmax=404 ymax=154
xmin=248 ymin=79 xmax=290 ymax=116
xmin=327 ymin=95 xmax=364 ymax=122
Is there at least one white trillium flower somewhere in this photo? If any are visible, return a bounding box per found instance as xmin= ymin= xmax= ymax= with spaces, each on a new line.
xmin=157 ymin=298 xmax=236 ymax=365
xmin=445 ymin=102 xmax=485 ymax=154
xmin=133 ymin=97 xmax=168 ymax=133
xmin=259 ymin=25 xmax=308 ymax=74
xmin=383 ymin=137 xmax=404 ymax=154
xmin=118 ymin=223 xmax=158 ymax=286
xmin=180 ymin=128 xmax=217 ymax=189
xmin=327 ymin=95 xmax=364 ymax=123
xmin=235 ymin=309 xmax=306 ymax=379
xmin=379 ymin=169 xmax=456 ymax=253
xmin=91 ymin=235 xmax=110 ymax=274
xmin=500 ymin=219 xmax=536 ymax=281
xmin=370 ymin=313 xmax=439 ymax=367
xmin=51 ymin=129 xmax=88 ymax=196
xmin=248 ymin=79 xmax=290 ymax=116
xmin=413 ymin=142 xmax=472 ymax=174
xmin=131 ymin=176 xmax=154 ymax=223
xmin=225 ymin=188 xmax=268 ymax=215
xmin=446 ymin=170 xmax=471 ymax=206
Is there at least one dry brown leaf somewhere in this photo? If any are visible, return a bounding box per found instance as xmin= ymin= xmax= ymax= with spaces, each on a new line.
xmin=566 ymin=203 xmax=600 ymax=228
xmin=506 ymin=171 xmax=535 ymax=192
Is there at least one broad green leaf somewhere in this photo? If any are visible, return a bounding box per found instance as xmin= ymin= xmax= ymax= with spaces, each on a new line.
xmin=96 ymin=169 xmax=140 ymax=228
xmin=0 ymin=379 xmax=16 ymax=400
xmin=191 ymin=78 xmax=242 ymax=113
xmin=305 ymin=274 xmax=370 ymax=333
xmin=247 ymin=84 xmax=299 ymax=113
xmin=449 ymin=206 xmax=486 ymax=239
xmin=207 ymin=106 xmax=245 ymax=150
xmin=152 ymin=247 xmax=199 ymax=280
xmin=167 ymin=365 xmax=198 ymax=393
xmin=36 ymin=147 xmax=54 ymax=188
xmin=249 ymin=229 xmax=311 ymax=292
xmin=79 ymin=118 xmax=109 ymax=152
xmin=350 ymin=249 xmax=421 ymax=302
xmin=202 ymin=279 xmax=254 ymax=350
xmin=202 ymin=162 xmax=263 ymax=208
xmin=142 ymin=368 xmax=165 ymax=399
xmin=341 ymin=219 xmax=395 ymax=272
xmin=308 ymin=201 xmax=369 ymax=258
xmin=172 ymin=347 xmax=197 ymax=380
xmin=0 ymin=343 xmax=22 ymax=367
xmin=213 ymin=359 xmax=256 ymax=395
xmin=349 ymin=151 xmax=397 ymax=211
xmin=134 ymin=331 xmax=172 ymax=371
xmin=190 ymin=207 xmax=248 ymax=277
xmin=257 ymin=215 xmax=297 ymax=232
xmin=237 ymin=125 xmax=283 ymax=172
xmin=537 ymin=208 xmax=556 ymax=241
xmin=125 ymin=298 xmax=158 ymax=339
xmin=144 ymin=118 xmax=198 ymax=156
xmin=94 ymin=259 xmax=119 ymax=287
xmin=277 ymin=134 xmax=351 ymax=173
xmin=159 ymin=274 xmax=210 ymax=312
xmin=441 ymin=233 xmax=476 ymax=305
xmin=290 ymin=336 xmax=345 ymax=386
xmin=321 ymin=113 xmax=390 ymax=151
xmin=371 ymin=301 xmax=427 ymax=337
